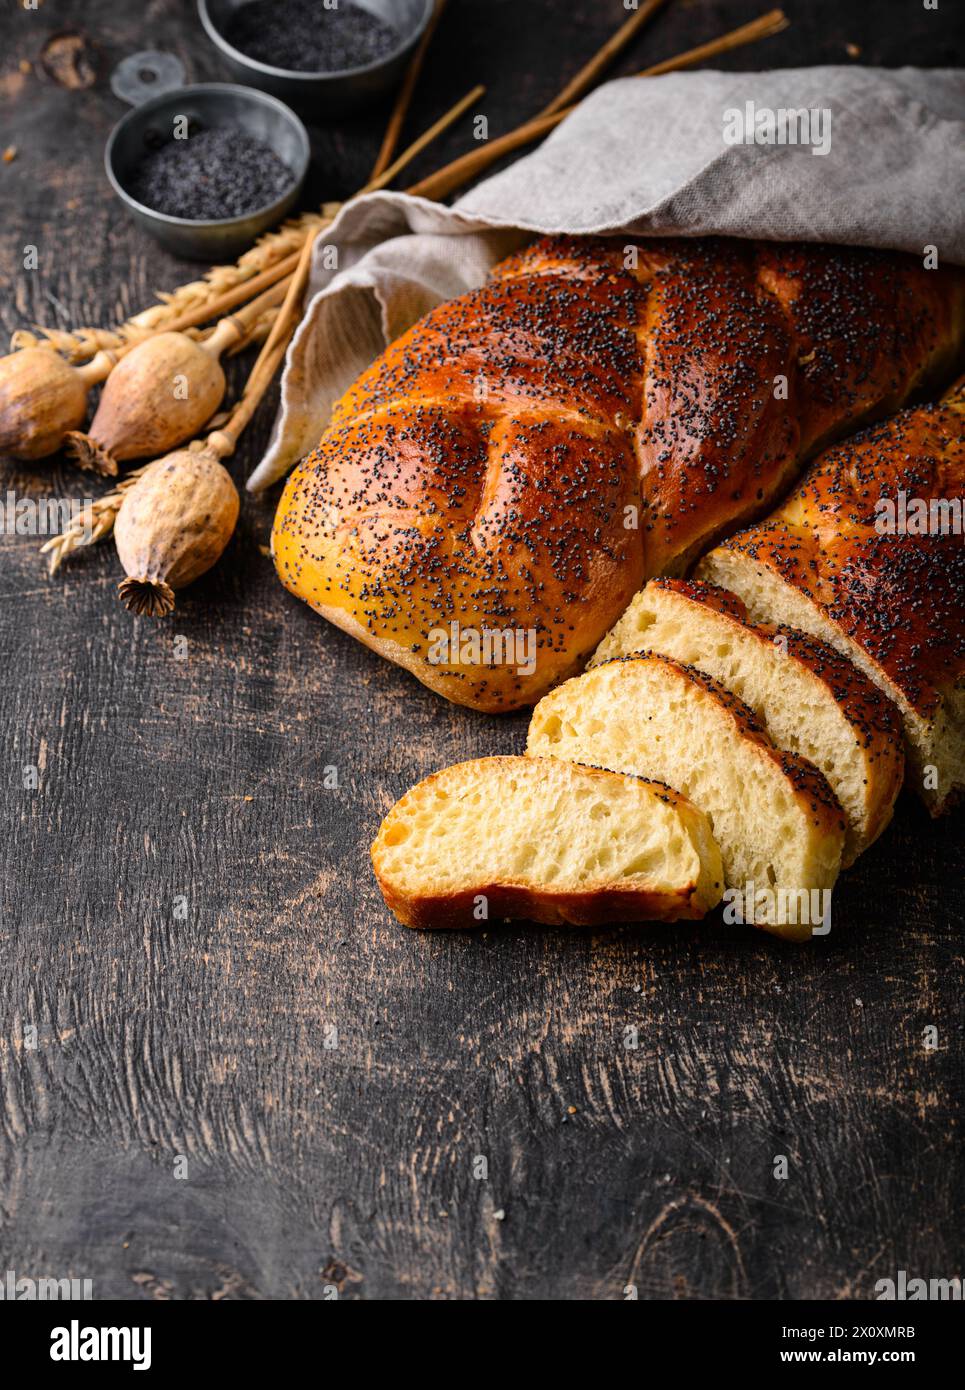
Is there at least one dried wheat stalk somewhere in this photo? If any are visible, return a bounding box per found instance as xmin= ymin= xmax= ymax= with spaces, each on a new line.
xmin=40 ymin=465 xmax=150 ymax=573
xmin=409 ymin=8 xmax=789 ymax=200
xmin=227 ymin=305 xmax=280 ymax=356
xmin=12 ymin=211 xmax=332 ymax=361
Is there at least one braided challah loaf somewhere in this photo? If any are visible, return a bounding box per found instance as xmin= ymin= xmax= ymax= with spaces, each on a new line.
xmin=272 ymin=236 xmax=964 ymax=712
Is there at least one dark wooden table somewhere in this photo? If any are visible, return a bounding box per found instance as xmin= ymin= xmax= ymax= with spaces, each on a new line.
xmin=1 ymin=0 xmax=962 ymax=1302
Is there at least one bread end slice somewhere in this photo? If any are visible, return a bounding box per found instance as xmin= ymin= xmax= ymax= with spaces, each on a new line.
xmin=372 ymin=756 xmax=723 ymax=928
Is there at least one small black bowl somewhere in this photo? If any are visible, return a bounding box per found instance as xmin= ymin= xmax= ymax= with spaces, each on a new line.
xmin=198 ymin=0 xmax=434 ymax=114
xmin=106 ymin=82 xmax=310 ymax=261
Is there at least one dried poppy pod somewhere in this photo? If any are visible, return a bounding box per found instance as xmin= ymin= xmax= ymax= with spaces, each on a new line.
xmin=66 ymin=321 xmax=242 ymax=477
xmin=114 ymin=444 xmax=240 ymax=616
xmin=0 ymin=345 xmax=116 ymax=461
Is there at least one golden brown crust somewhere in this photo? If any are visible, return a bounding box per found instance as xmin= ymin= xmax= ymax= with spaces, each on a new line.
xmin=377 ymin=881 xmax=712 ymax=929
xmin=274 ymin=236 xmax=964 ymax=711
xmin=380 ymin=884 xmax=711 ymax=928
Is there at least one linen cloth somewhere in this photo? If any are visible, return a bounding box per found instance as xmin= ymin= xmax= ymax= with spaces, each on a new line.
xmin=247 ymin=66 xmax=965 ymax=491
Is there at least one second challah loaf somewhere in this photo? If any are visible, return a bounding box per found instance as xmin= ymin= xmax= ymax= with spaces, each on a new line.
xmin=698 ymin=382 xmax=965 ymax=813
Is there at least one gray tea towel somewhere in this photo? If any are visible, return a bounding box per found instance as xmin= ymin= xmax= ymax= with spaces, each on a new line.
xmin=247 ymin=65 xmax=965 ymax=491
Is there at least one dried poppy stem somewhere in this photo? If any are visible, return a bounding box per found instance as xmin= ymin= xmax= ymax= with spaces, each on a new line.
xmin=205 ymin=227 xmax=324 ymax=461
xmin=369 ymin=0 xmax=450 ymax=181
xmin=42 ymin=237 xmax=319 ymax=571
xmin=536 ymin=0 xmax=670 ymax=117
xmin=407 ymin=9 xmax=789 ymax=201
xmin=226 ymin=305 xmax=280 ymax=356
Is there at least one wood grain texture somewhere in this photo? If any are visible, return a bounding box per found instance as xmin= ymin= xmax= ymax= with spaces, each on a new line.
xmin=0 ymin=0 xmax=962 ymax=1301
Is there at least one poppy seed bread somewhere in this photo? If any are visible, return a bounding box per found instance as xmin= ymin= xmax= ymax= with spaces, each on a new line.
xmin=527 ymin=654 xmax=846 ymax=940
xmin=592 ymin=578 xmax=904 ymax=863
xmin=698 ymin=383 xmax=965 ymax=813
xmin=272 ymin=236 xmax=964 ymax=711
xmin=371 ymin=756 xmax=724 ymax=928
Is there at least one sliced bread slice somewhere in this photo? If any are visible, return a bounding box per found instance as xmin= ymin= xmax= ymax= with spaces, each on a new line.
xmin=696 ymin=388 xmax=965 ymax=814
xmin=527 ymin=655 xmax=846 ymax=941
xmin=371 ymin=756 xmax=723 ymax=929
xmin=591 ymin=578 xmax=904 ymax=865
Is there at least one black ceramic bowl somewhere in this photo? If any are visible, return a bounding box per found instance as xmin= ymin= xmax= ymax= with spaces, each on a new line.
xmin=198 ymin=0 xmax=434 ymax=114
xmin=105 ymin=82 xmax=310 ymax=261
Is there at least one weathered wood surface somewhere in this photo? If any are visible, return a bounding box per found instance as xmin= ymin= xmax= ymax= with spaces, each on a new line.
xmin=0 ymin=0 xmax=962 ymax=1301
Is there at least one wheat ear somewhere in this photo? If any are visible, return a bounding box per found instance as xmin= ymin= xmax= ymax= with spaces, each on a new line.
xmin=40 ymin=465 xmax=150 ymax=574
xmin=12 ymin=212 xmax=331 ymax=362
